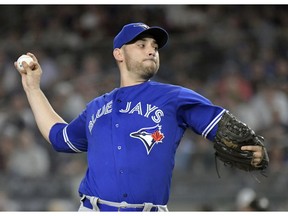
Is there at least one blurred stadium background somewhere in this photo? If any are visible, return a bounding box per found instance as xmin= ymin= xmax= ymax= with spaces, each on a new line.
xmin=0 ymin=5 xmax=288 ymax=211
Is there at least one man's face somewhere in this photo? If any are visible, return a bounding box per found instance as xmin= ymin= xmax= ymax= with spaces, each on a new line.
xmin=122 ymin=35 xmax=160 ymax=80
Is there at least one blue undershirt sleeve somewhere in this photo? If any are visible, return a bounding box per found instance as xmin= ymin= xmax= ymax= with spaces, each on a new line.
xmin=49 ymin=123 xmax=74 ymax=152
xmin=49 ymin=113 xmax=88 ymax=153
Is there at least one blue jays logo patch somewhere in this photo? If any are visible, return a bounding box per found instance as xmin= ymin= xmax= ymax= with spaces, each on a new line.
xmin=130 ymin=124 xmax=164 ymax=155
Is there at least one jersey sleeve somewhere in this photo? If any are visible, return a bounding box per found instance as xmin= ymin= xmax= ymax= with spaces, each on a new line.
xmin=176 ymin=87 xmax=226 ymax=141
xmin=49 ymin=109 xmax=88 ymax=153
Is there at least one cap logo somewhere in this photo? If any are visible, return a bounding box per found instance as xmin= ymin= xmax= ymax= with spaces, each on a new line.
xmin=133 ymin=23 xmax=149 ymax=29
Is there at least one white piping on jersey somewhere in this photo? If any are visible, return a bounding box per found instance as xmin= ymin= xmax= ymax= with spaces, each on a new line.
xmin=202 ymin=109 xmax=226 ymax=138
xmin=63 ymin=126 xmax=82 ymax=153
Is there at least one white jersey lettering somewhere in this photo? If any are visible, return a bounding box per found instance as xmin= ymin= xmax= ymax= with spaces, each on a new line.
xmin=129 ymin=102 xmax=143 ymax=115
xmin=152 ymin=109 xmax=164 ymax=123
xmin=119 ymin=102 xmax=131 ymax=113
xmin=119 ymin=101 xmax=163 ymax=124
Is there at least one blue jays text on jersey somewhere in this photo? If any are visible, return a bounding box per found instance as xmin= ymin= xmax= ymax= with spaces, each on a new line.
xmin=49 ymin=80 xmax=225 ymax=206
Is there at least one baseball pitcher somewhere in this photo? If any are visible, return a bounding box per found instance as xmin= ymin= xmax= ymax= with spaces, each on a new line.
xmin=14 ymin=22 xmax=269 ymax=212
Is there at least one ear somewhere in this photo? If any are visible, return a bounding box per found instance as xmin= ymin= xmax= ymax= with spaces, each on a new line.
xmin=113 ymin=48 xmax=123 ymax=62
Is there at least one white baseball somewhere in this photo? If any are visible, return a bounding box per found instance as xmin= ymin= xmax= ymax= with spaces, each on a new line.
xmin=17 ymin=54 xmax=34 ymax=71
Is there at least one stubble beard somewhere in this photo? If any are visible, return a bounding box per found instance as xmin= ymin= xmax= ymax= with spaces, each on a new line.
xmin=126 ymin=59 xmax=159 ymax=81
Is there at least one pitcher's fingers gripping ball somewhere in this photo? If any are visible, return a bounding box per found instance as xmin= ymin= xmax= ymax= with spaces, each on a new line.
xmin=16 ymin=54 xmax=34 ymax=73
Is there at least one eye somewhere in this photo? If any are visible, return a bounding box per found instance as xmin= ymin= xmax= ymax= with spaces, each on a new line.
xmin=138 ymin=43 xmax=145 ymax=48
xmin=151 ymin=42 xmax=159 ymax=51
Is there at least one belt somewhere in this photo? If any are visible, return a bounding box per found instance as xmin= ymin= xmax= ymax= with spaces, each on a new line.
xmin=81 ymin=195 xmax=162 ymax=212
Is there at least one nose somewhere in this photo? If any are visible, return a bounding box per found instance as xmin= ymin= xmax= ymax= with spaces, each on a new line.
xmin=148 ymin=46 xmax=157 ymax=57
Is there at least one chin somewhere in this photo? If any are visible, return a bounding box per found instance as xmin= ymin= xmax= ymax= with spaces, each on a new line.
xmin=142 ymin=70 xmax=157 ymax=80
xmin=140 ymin=63 xmax=159 ymax=78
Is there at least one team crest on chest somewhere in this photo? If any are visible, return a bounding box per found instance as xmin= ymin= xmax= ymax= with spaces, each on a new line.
xmin=130 ymin=124 xmax=165 ymax=155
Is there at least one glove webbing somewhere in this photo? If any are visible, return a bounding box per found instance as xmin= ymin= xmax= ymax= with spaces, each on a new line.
xmin=214 ymin=152 xmax=268 ymax=183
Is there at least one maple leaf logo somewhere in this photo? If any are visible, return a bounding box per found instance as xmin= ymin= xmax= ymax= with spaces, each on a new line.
xmin=152 ymin=131 xmax=164 ymax=142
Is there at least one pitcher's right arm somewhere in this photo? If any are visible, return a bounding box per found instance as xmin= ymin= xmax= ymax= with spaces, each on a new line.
xmin=14 ymin=52 xmax=66 ymax=143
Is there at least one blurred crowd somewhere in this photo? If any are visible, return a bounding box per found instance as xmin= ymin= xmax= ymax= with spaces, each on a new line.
xmin=0 ymin=5 xmax=288 ymax=211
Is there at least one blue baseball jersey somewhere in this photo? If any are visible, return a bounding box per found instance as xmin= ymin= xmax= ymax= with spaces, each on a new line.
xmin=49 ymin=80 xmax=225 ymax=205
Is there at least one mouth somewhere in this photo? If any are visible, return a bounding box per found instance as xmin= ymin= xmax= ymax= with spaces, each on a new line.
xmin=144 ymin=59 xmax=156 ymax=64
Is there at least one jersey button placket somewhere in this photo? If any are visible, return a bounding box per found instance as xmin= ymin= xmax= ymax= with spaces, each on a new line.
xmin=113 ymin=93 xmax=130 ymax=201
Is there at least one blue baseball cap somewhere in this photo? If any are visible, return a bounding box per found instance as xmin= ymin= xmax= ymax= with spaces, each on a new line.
xmin=113 ymin=22 xmax=169 ymax=49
